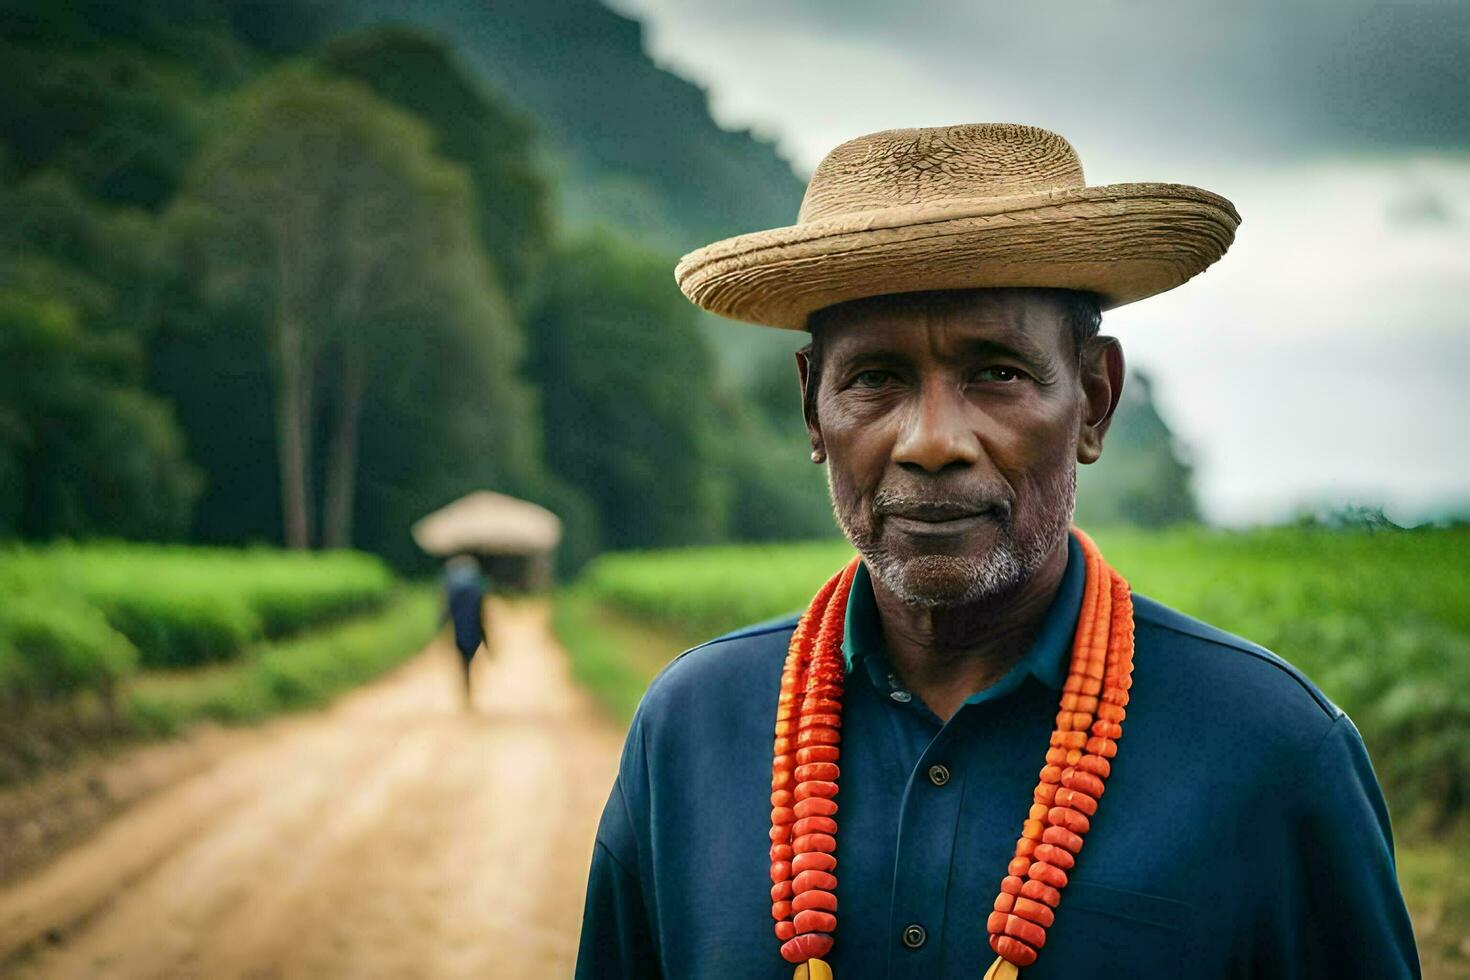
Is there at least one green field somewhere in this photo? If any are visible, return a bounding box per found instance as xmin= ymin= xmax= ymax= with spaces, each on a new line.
xmin=0 ymin=543 xmax=396 ymax=711
xmin=126 ymin=586 xmax=438 ymax=732
xmin=560 ymin=524 xmax=1470 ymax=975
xmin=0 ymin=543 xmax=432 ymax=784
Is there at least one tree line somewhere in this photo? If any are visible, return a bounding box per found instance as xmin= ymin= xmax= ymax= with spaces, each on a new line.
xmin=0 ymin=1 xmax=840 ymax=571
xmin=0 ymin=0 xmax=1200 ymax=574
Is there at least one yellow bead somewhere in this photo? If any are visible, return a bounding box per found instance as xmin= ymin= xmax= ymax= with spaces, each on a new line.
xmin=793 ymin=959 xmax=834 ymax=980
xmin=984 ymin=955 xmax=1020 ymax=980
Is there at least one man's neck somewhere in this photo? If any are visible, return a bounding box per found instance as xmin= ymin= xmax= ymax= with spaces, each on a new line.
xmin=869 ymin=538 xmax=1070 ymax=723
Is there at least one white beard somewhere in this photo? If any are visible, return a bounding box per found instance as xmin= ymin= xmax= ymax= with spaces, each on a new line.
xmin=830 ymin=462 xmax=1077 ymax=609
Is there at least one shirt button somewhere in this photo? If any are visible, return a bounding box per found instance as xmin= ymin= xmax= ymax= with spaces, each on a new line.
xmin=928 ymin=764 xmax=951 ymax=787
xmin=890 ymin=690 xmax=912 ymax=703
xmin=902 ymin=923 xmax=927 ymax=949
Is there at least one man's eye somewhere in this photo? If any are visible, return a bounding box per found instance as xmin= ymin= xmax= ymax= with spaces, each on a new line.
xmin=973 ymin=366 xmax=1025 ymax=383
xmin=852 ymin=370 xmax=894 ymax=388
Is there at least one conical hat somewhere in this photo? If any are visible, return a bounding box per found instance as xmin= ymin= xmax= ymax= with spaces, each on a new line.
xmin=675 ymin=123 xmax=1240 ymax=330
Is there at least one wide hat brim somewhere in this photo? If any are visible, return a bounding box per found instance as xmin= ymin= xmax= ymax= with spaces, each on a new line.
xmin=675 ymin=181 xmax=1241 ymax=330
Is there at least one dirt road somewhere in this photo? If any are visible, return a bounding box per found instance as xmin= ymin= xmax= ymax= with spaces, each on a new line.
xmin=0 ymin=600 xmax=625 ymax=979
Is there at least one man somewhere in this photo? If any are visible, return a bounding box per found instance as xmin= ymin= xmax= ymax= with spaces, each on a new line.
xmin=576 ymin=124 xmax=1418 ymax=978
xmin=442 ymin=553 xmax=488 ymax=710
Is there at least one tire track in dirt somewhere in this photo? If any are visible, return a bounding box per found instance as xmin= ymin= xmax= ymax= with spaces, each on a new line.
xmin=0 ymin=599 xmax=625 ymax=979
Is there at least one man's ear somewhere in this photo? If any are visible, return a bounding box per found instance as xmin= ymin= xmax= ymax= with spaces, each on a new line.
xmin=1077 ymin=337 xmax=1125 ymax=465
xmin=795 ymin=347 xmax=825 ymax=462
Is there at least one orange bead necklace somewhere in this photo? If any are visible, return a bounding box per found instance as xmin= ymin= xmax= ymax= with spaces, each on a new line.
xmin=767 ymin=528 xmax=1136 ymax=980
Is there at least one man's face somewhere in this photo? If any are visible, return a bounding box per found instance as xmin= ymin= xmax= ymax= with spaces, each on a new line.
xmin=801 ymin=289 xmax=1116 ymax=609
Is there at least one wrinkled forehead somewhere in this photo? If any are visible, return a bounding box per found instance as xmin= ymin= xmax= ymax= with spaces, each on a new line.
xmin=808 ymin=288 xmax=1074 ymax=364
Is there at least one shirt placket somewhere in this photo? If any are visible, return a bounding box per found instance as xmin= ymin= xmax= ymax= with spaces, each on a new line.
xmin=879 ymin=680 xmax=971 ymax=975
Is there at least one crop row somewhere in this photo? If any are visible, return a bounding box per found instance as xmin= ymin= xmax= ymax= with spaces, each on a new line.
xmin=0 ymin=543 xmax=395 ymax=706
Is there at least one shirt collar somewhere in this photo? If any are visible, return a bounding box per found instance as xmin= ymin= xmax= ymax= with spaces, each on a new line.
xmin=841 ymin=529 xmax=1085 ymax=698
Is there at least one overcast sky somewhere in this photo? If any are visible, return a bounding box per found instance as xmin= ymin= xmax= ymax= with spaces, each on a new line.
xmin=610 ymin=0 xmax=1470 ymax=526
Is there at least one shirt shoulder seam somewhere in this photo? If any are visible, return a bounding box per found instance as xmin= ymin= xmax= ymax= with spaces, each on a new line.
xmin=639 ymin=617 xmax=799 ymax=694
xmin=592 ymin=835 xmax=639 ymax=879
xmin=1134 ymin=601 xmax=1341 ymax=721
xmin=679 ymin=617 xmax=799 ymax=656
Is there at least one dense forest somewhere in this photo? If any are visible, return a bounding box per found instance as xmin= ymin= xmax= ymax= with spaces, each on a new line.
xmin=0 ymin=0 xmax=1200 ymax=572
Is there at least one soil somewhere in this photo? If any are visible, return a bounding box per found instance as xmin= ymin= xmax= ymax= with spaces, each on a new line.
xmin=0 ymin=599 xmax=624 ymax=978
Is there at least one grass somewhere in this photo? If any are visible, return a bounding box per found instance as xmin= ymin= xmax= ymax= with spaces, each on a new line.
xmin=126 ymin=586 xmax=438 ymax=732
xmin=579 ymin=538 xmax=852 ymax=643
xmin=1398 ymin=835 xmax=1470 ymax=977
xmin=0 ymin=542 xmax=394 ymax=671
xmin=553 ymin=589 xmax=697 ymax=722
xmin=0 ymin=586 xmax=439 ymax=784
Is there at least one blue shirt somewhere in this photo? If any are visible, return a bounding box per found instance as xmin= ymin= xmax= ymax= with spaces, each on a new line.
xmin=576 ymin=531 xmax=1420 ymax=978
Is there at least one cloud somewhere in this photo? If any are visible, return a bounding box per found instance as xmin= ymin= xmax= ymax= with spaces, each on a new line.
xmin=612 ymin=0 xmax=1470 ymax=175
xmin=1104 ymin=158 xmax=1470 ymax=524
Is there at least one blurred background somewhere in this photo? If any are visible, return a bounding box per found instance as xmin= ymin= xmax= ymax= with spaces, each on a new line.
xmin=0 ymin=0 xmax=1465 ymax=976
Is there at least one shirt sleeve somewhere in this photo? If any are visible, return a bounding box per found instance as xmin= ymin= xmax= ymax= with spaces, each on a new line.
xmin=575 ymin=720 xmax=661 ymax=978
xmin=1275 ymin=713 xmax=1421 ymax=978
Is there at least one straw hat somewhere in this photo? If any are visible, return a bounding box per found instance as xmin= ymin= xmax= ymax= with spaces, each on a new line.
xmin=675 ymin=123 xmax=1240 ymax=330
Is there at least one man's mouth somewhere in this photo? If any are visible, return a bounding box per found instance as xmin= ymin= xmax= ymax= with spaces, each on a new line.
xmin=881 ymin=502 xmax=1000 ymax=535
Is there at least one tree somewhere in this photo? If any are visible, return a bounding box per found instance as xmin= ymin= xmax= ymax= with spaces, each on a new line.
xmin=0 ymin=290 xmax=201 ymax=539
xmin=171 ymin=64 xmax=537 ymax=549
xmin=0 ymin=173 xmax=201 ymax=539
xmin=527 ymin=233 xmax=726 ymax=550
xmin=1075 ymin=370 xmax=1201 ymax=527
xmin=319 ymin=26 xmax=553 ymax=311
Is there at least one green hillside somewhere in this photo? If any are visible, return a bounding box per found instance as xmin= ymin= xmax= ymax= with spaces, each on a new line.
xmin=331 ymin=0 xmax=806 ymax=256
xmin=328 ymin=0 xmax=812 ymax=378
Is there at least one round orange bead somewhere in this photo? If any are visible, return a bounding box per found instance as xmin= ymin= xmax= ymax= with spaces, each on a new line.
xmin=794 ymin=762 xmax=840 ymax=782
xmin=1062 ymin=769 xmax=1105 ymax=798
xmin=1021 ymin=879 xmax=1061 ymax=907
xmin=793 ymin=909 xmax=837 ymax=934
xmin=1004 ymin=913 xmax=1047 ymax=949
xmin=792 ymin=816 xmax=838 ymax=838
xmin=793 ymin=869 xmax=837 ymax=894
xmin=1013 ymin=896 xmax=1056 ymax=929
xmin=1054 ymin=787 xmax=1098 ymax=816
xmin=993 ymin=935 xmax=1038 ymax=966
xmin=793 ymin=797 xmax=838 ymax=819
xmin=791 ymin=852 xmax=836 ymax=874
xmin=1042 ymin=825 xmax=1084 ymax=853
xmin=792 ymin=890 xmax=837 ymax=914
xmin=780 ymin=932 xmax=833 ymax=963
xmin=796 ymin=745 xmax=841 ymax=765
xmin=1033 ymin=843 xmax=1074 ymax=870
xmin=792 ymin=832 xmax=837 ymax=854
xmin=1027 ymin=861 xmax=1068 ymax=890
xmin=1047 ymin=806 xmax=1091 ymax=835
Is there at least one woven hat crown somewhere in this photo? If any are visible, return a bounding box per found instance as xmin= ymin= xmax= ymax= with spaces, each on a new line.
xmin=798 ymin=123 xmax=1086 ymax=224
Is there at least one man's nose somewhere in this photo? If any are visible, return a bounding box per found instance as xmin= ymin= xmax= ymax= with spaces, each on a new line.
xmin=893 ymin=380 xmax=981 ymax=473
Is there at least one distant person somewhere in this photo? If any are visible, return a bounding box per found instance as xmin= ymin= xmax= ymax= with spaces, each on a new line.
xmin=442 ymin=554 xmax=488 ymax=710
xmin=576 ymin=124 xmax=1418 ymax=977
